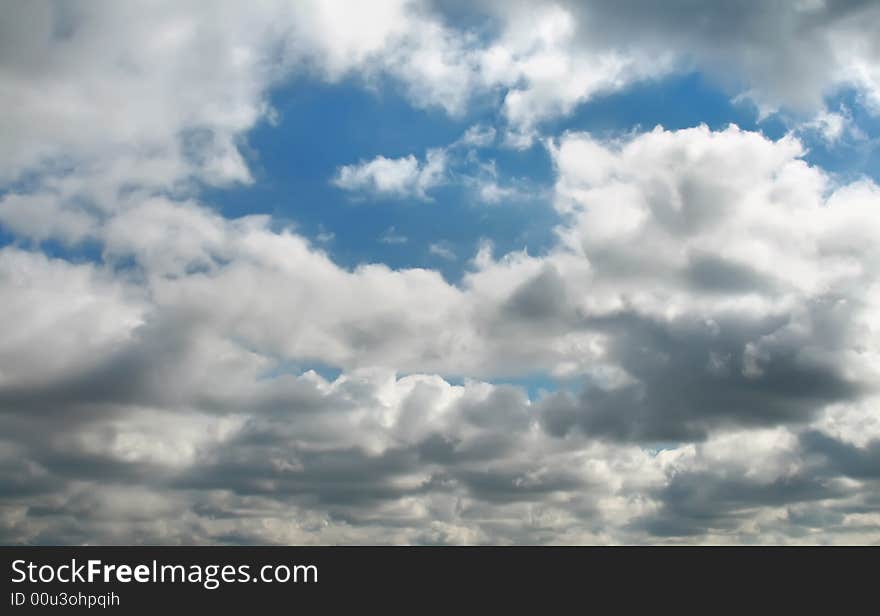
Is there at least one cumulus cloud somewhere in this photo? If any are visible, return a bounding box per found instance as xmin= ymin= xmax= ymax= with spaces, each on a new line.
xmin=429 ymin=242 xmax=457 ymax=261
xmin=334 ymin=150 xmax=447 ymax=200
xmin=379 ymin=226 xmax=409 ymax=244
xmin=332 ymin=124 xmax=520 ymax=203
xmin=0 ymin=0 xmax=274 ymax=187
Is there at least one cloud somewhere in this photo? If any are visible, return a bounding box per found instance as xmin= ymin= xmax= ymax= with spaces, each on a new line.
xmin=0 ymin=0 xmax=276 ymax=187
xmin=796 ymin=106 xmax=868 ymax=145
xmin=332 ymin=124 xmax=513 ymax=203
xmin=316 ymin=228 xmax=335 ymax=243
xmin=801 ymin=109 xmax=850 ymax=143
xmin=333 ymin=126 xmax=529 ymax=205
xmin=379 ymin=226 xmax=409 ymax=244
xmin=334 ymin=149 xmax=447 ymax=200
xmin=535 ymin=125 xmax=880 ymax=440
xmin=429 ymin=242 xmax=456 ymax=261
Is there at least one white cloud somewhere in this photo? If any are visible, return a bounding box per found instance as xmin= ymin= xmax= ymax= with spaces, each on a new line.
xmin=796 ymin=106 xmax=868 ymax=145
xmin=379 ymin=226 xmax=409 ymax=244
xmin=334 ymin=149 xmax=447 ymax=200
xmin=802 ymin=110 xmax=849 ymax=143
xmin=457 ymin=125 xmax=497 ymax=149
xmin=0 ymin=0 xmax=277 ymax=187
xmin=0 ymin=247 xmax=145 ymax=388
xmin=333 ymin=127 xmax=531 ymax=205
xmin=316 ymin=230 xmax=335 ymax=243
xmin=429 ymin=242 xmax=456 ymax=261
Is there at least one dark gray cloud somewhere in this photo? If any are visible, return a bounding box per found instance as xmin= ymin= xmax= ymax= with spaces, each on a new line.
xmin=634 ymin=471 xmax=844 ymax=539
xmin=800 ymin=430 xmax=880 ymax=480
xmin=502 ymin=265 xmax=572 ymax=323
xmin=540 ymin=308 xmax=863 ymax=442
xmin=684 ymin=252 xmax=779 ymax=295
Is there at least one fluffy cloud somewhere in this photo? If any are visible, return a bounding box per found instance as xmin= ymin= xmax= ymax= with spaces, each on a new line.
xmin=539 ymin=125 xmax=880 ymax=440
xmin=0 ymin=0 xmax=276 ymax=186
xmin=334 ymin=149 xmax=447 ymax=200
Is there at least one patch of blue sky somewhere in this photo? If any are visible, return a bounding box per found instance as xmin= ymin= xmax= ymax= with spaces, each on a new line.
xmin=642 ymin=442 xmax=685 ymax=456
xmin=203 ymin=76 xmax=561 ymax=284
xmin=0 ymin=226 xmax=15 ymax=249
xmin=440 ymin=372 xmax=580 ymax=402
xmin=257 ymin=356 xmax=343 ymax=383
xmin=798 ymin=88 xmax=880 ymax=184
xmin=0 ymin=227 xmax=105 ymax=266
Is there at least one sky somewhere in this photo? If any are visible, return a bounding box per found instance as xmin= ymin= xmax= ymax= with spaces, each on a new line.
xmin=2 ymin=0 xmax=880 ymax=545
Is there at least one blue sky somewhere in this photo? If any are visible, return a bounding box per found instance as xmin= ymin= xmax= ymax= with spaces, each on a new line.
xmin=203 ymin=76 xmax=560 ymax=283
